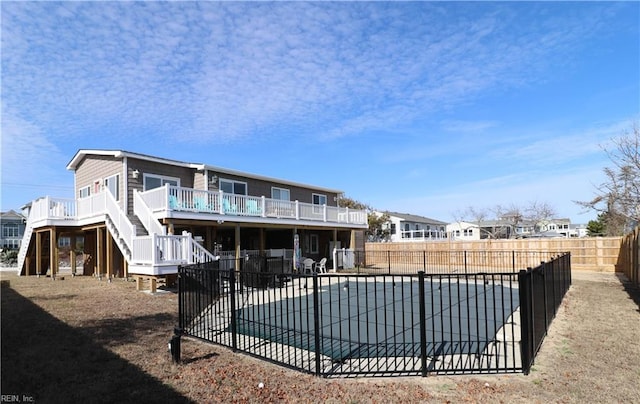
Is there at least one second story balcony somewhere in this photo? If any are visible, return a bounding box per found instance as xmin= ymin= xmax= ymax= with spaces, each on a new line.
xmin=139 ymin=185 xmax=368 ymax=228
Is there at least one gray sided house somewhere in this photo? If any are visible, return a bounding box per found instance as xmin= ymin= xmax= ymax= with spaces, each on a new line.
xmin=1 ymin=210 xmax=26 ymax=250
xmin=17 ymin=150 xmax=368 ymax=278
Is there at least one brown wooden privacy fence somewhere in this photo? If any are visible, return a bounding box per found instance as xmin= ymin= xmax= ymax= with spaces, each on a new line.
xmin=366 ymin=237 xmax=623 ymax=272
xmin=345 ymin=250 xmax=561 ymax=275
xmin=618 ymin=227 xmax=640 ymax=287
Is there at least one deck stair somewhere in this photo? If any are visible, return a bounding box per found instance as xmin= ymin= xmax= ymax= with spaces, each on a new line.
xmin=16 ymin=218 xmax=34 ymax=275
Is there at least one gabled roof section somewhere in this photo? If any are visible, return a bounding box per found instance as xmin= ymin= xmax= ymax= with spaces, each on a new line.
xmin=66 ymin=150 xmax=198 ymax=171
xmin=0 ymin=210 xmax=25 ymax=220
xmin=66 ymin=149 xmax=343 ymax=194
xmin=385 ymin=211 xmax=447 ymax=225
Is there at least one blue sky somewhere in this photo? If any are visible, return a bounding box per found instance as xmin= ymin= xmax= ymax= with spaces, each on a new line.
xmin=1 ymin=1 xmax=639 ymax=223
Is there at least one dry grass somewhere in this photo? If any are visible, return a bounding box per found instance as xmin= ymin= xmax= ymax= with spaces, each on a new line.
xmin=1 ymin=270 xmax=639 ymax=403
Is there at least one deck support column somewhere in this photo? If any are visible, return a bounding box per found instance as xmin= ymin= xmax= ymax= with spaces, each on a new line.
xmin=96 ymin=227 xmax=103 ymax=277
xmin=50 ymin=228 xmax=58 ymax=279
xmin=106 ymin=229 xmax=113 ymax=279
xmin=35 ymin=231 xmax=42 ymax=276
xmin=349 ymin=230 xmax=356 ymax=250
xmin=70 ymin=235 xmax=77 ymax=276
xmin=234 ymin=224 xmax=241 ymax=260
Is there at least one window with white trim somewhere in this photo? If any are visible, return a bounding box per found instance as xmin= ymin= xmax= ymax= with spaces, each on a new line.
xmin=2 ymin=225 xmax=19 ymax=238
xmin=271 ymin=187 xmax=290 ymax=201
xmin=312 ymin=194 xmax=327 ymax=206
xmin=79 ymin=186 xmax=90 ymax=199
xmin=143 ymin=174 xmax=180 ymax=191
xmin=104 ymin=174 xmax=119 ymax=201
xmin=220 ymin=179 xmax=247 ymax=195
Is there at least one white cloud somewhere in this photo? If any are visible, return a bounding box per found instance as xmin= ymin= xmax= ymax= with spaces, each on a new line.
xmin=1 ymin=107 xmax=73 ymax=209
xmin=2 ymin=2 xmax=626 ymax=144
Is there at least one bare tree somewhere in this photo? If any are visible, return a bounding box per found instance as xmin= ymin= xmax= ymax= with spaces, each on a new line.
xmin=525 ymin=201 xmax=557 ymax=232
xmin=576 ymin=124 xmax=640 ymax=236
xmin=456 ymin=201 xmax=557 ymax=239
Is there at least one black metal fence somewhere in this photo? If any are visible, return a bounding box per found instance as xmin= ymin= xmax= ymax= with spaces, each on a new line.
xmin=518 ymin=253 xmax=572 ymax=374
xmin=173 ymin=252 xmax=571 ymax=377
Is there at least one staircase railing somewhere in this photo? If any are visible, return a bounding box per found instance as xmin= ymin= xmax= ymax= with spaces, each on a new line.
xmin=133 ymin=190 xmax=166 ymax=236
xmin=102 ymin=191 xmax=136 ymax=259
xmin=16 ymin=213 xmax=34 ymax=275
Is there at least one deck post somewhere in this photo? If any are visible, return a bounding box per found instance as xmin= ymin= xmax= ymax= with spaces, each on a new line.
xmin=50 ymin=228 xmax=57 ymax=279
xmin=35 ymin=231 xmax=42 ymax=276
xmin=70 ymin=234 xmax=77 ymax=276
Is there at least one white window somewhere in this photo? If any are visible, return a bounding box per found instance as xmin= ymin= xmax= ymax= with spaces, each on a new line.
xmin=271 ymin=187 xmax=290 ymax=201
xmin=104 ymin=174 xmax=119 ymax=201
xmin=79 ymin=186 xmax=90 ymax=199
xmin=143 ymin=174 xmax=180 ymax=191
xmin=464 ymin=229 xmax=474 ymax=236
xmin=2 ymin=225 xmax=19 ymax=238
xmin=220 ymin=179 xmax=247 ymax=195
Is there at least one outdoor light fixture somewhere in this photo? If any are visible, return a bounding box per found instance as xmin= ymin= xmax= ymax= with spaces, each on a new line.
xmin=210 ymin=175 xmax=218 ymax=184
xmin=132 ymin=169 xmax=140 ymax=179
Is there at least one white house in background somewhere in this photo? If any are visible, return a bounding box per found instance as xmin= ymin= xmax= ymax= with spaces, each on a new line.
xmin=446 ymin=221 xmax=480 ymax=241
xmin=377 ymin=211 xmax=448 ymax=242
xmin=537 ymin=218 xmax=571 ymax=237
xmin=570 ymin=224 xmax=588 ymax=238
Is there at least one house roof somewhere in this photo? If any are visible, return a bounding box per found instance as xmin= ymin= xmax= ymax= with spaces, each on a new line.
xmin=384 ymin=211 xmax=447 ymax=225
xmin=66 ymin=149 xmax=344 ymax=195
xmin=0 ymin=210 xmax=25 ymax=220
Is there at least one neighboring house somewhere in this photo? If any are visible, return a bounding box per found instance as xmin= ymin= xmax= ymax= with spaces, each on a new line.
xmin=17 ymin=149 xmax=368 ymax=278
xmin=446 ymin=221 xmax=480 ymax=241
xmin=449 ymin=217 xmax=578 ymax=240
xmin=537 ymin=218 xmax=571 ymax=237
xmin=569 ymin=224 xmax=588 ymax=238
xmin=514 ymin=220 xmax=536 ymax=238
xmin=377 ymin=211 xmax=447 ymax=242
xmin=1 ymin=210 xmax=26 ymax=249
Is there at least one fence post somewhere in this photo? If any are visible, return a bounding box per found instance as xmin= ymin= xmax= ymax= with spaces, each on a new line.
xmin=418 ymin=271 xmax=428 ymax=377
xmin=512 ymin=251 xmax=516 ymax=273
xmin=541 ymin=262 xmax=548 ymax=331
xmin=170 ymin=326 xmax=182 ymax=363
xmin=388 ymin=251 xmax=391 ymax=274
xmin=423 ymin=251 xmax=426 ymax=272
xmin=229 ymin=266 xmax=238 ymax=352
xmin=312 ymin=273 xmax=321 ymax=376
xmin=518 ymin=269 xmax=533 ymax=374
xmin=172 ymin=265 xmax=183 ymax=363
xmin=464 ymin=251 xmax=468 ymax=274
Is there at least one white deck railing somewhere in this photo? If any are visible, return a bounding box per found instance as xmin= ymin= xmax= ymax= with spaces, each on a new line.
xmin=130 ymin=231 xmax=215 ymax=265
xmin=399 ymin=230 xmax=448 ymax=241
xmin=140 ymin=185 xmax=367 ymax=226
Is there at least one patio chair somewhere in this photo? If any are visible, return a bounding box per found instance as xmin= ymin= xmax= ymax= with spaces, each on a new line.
xmin=193 ymin=196 xmax=208 ymax=211
xmin=302 ymin=258 xmax=315 ymax=274
xmin=169 ymin=195 xmax=181 ymax=210
xmin=247 ymin=200 xmax=261 ymax=215
xmin=315 ymin=257 xmax=327 ymax=274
